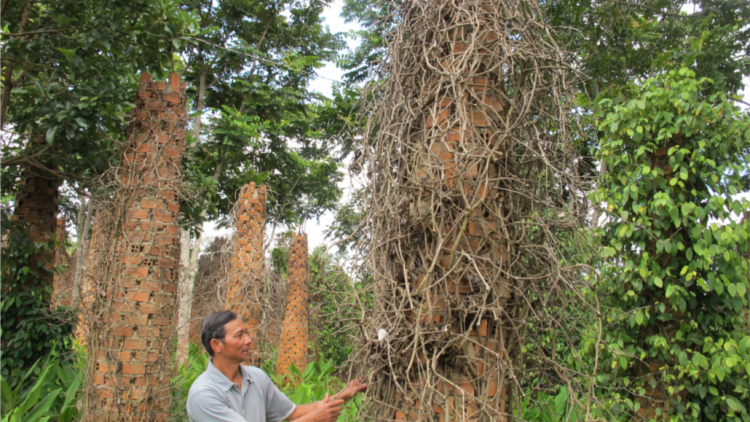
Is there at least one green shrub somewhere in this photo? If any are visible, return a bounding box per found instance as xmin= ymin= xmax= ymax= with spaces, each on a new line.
xmin=593 ymin=68 xmax=750 ymax=421
xmin=0 ymin=225 xmax=76 ymax=389
xmin=272 ymin=358 xmax=363 ymax=422
xmin=0 ymin=354 xmax=82 ymax=422
xmin=515 ymin=387 xmax=587 ymax=422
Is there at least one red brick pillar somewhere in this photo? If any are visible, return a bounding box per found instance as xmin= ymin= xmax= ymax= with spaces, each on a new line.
xmin=276 ymin=233 xmax=309 ymax=377
xmin=226 ymin=182 xmax=266 ymax=365
xmin=10 ymin=163 xmax=60 ymax=292
xmin=87 ymin=73 xmax=186 ymax=422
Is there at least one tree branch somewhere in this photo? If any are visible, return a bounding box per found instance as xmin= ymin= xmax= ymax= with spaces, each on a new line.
xmin=605 ymin=1 xmax=689 ymax=18
xmin=0 ymin=29 xmax=68 ymax=37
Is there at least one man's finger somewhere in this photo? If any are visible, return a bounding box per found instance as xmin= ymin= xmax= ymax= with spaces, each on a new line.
xmin=327 ymin=399 xmax=345 ymax=407
xmin=323 ymin=393 xmax=330 ymax=403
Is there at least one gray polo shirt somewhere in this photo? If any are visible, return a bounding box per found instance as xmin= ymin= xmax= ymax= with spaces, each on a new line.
xmin=187 ymin=360 xmax=296 ymax=422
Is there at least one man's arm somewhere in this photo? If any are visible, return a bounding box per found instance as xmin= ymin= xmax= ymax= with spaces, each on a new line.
xmin=286 ymin=394 xmax=344 ymax=422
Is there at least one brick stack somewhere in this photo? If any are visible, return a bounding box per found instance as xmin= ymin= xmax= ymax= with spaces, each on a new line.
xmin=225 ymin=182 xmax=266 ymax=365
xmin=88 ymin=72 xmax=187 ymax=422
xmin=189 ymin=236 xmax=229 ymax=345
xmin=10 ymin=160 xmax=60 ymax=294
xmin=276 ymin=233 xmax=309 ymax=377
xmin=386 ymin=5 xmax=513 ymax=422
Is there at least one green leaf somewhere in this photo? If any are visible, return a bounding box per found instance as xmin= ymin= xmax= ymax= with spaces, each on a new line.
xmin=54 ymin=47 xmax=77 ymax=59
xmin=23 ymin=389 xmax=59 ymax=422
xmin=725 ymin=397 xmax=743 ymax=413
xmin=737 ymin=283 xmax=747 ymax=298
xmin=1 ymin=377 xmax=13 ymax=414
xmin=45 ymin=127 xmax=57 ymax=144
xmin=653 ymin=277 xmax=663 ymax=288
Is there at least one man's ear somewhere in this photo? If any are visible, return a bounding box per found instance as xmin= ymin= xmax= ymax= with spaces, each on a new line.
xmin=210 ymin=338 xmax=223 ymax=354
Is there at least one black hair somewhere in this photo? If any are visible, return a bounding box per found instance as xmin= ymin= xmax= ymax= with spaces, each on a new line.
xmin=200 ymin=310 xmax=238 ymax=356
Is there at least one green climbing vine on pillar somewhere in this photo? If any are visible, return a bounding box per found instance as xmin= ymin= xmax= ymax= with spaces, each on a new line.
xmin=591 ymin=68 xmax=750 ymax=421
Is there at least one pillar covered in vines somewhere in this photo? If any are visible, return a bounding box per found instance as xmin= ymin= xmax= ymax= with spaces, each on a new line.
xmin=225 ymin=182 xmax=267 ymax=365
xmin=85 ymin=73 xmax=187 ymax=422
xmin=357 ymin=0 xmax=580 ymax=420
xmin=276 ymin=233 xmax=309 ymax=377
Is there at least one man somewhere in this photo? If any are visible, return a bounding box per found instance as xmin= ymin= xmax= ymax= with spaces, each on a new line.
xmin=187 ymin=311 xmax=367 ymax=422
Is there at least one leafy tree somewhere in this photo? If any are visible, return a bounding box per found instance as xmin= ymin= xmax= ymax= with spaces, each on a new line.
xmin=545 ymin=0 xmax=749 ymax=99
xmin=0 ymin=0 xmax=199 ymax=380
xmin=179 ymin=0 xmax=348 ymax=228
xmin=1 ymin=0 xmax=199 ymax=184
xmin=593 ymin=68 xmax=750 ymax=421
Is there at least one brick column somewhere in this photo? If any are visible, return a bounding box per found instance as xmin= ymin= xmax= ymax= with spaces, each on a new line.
xmin=276 ymin=233 xmax=309 ymax=377
xmin=225 ymin=182 xmax=266 ymax=365
xmin=189 ymin=236 xmax=229 ymax=345
xmin=88 ymin=72 xmax=186 ymax=422
xmin=10 ymin=164 xmax=60 ymax=292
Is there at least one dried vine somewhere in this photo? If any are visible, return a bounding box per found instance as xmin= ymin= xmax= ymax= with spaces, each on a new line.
xmin=349 ymin=0 xmax=591 ymax=420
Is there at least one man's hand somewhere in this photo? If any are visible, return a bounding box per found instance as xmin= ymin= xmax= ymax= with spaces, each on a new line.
xmin=308 ymin=394 xmax=344 ymax=422
xmin=334 ymin=378 xmax=368 ymax=403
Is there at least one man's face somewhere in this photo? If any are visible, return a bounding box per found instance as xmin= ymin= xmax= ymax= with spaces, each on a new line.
xmin=215 ymin=319 xmax=252 ymax=361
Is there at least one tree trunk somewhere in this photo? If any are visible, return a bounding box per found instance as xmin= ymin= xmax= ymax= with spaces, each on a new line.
xmin=1 ymin=0 xmax=34 ymax=128
xmin=193 ymin=68 xmax=207 ymax=139
xmin=176 ymin=228 xmax=194 ymax=368
xmin=71 ymin=196 xmax=94 ymax=308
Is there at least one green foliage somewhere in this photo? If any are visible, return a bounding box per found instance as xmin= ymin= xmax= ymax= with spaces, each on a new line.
xmin=180 ymin=0 xmax=348 ymax=229
xmin=593 ymin=68 xmax=750 ymax=421
xmin=273 ymin=358 xmax=363 ymax=422
xmin=545 ymin=0 xmax=750 ymax=98
xmin=324 ymin=189 xmax=367 ymax=255
xmin=515 ymin=387 xmax=585 ymax=422
xmin=309 ymin=247 xmax=372 ymax=366
xmin=1 ymin=0 xmax=200 ymax=186
xmin=0 ymin=225 xmax=75 ymax=389
xmin=0 ymin=354 xmax=83 ymax=422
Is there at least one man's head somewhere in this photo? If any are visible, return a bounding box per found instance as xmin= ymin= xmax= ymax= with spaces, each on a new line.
xmin=200 ymin=311 xmax=252 ymax=361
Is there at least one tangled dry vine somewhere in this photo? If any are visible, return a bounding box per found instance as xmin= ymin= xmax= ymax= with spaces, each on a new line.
xmin=348 ymin=0 xmax=596 ymax=420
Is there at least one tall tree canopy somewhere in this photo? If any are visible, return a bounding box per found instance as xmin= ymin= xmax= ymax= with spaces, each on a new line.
xmin=179 ymin=0 xmax=348 ymax=229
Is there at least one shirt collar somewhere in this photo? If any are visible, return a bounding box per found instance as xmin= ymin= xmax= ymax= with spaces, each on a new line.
xmin=207 ymin=360 xmax=255 ymax=392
